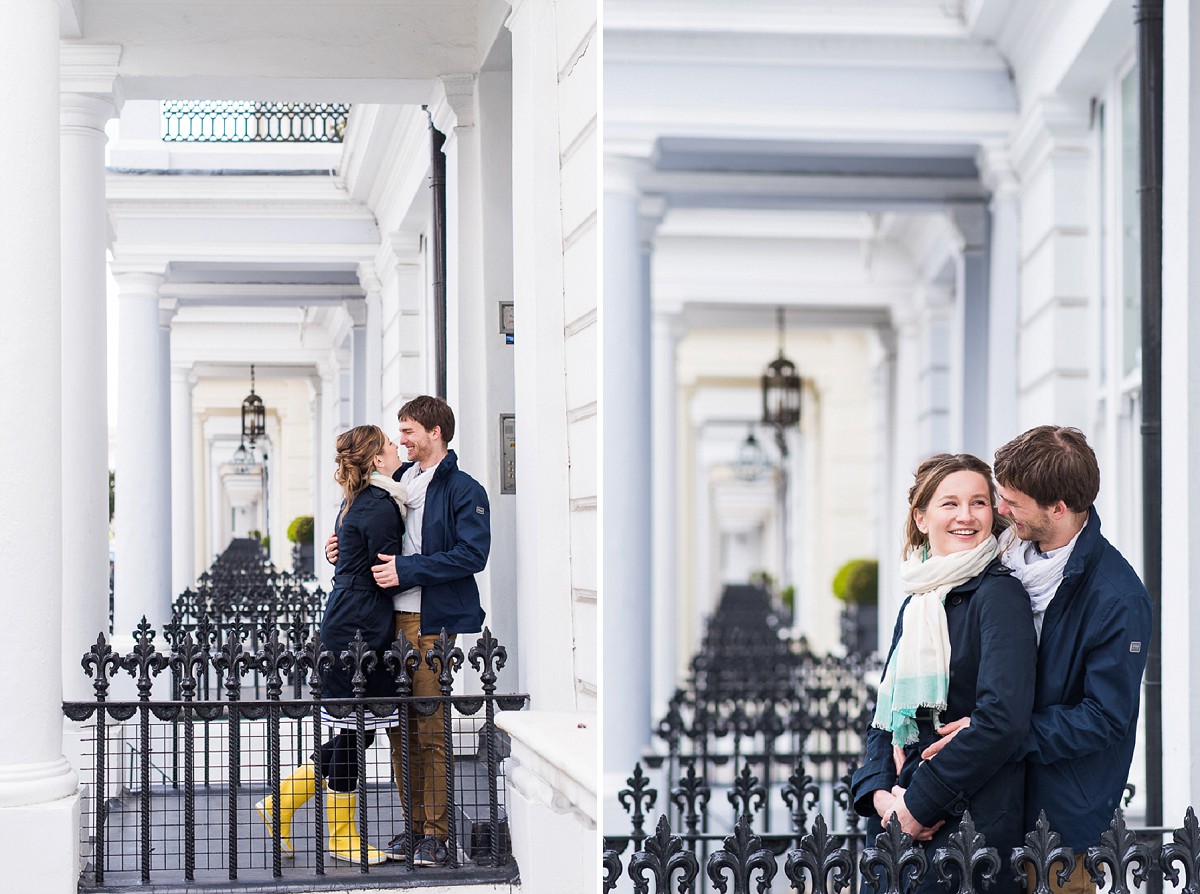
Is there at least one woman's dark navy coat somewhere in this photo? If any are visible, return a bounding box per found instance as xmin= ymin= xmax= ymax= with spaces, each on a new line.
xmin=320 ymin=485 xmax=403 ymax=700
xmin=851 ymin=559 xmax=1037 ymax=894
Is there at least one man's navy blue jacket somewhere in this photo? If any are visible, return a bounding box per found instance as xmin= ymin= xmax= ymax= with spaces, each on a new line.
xmin=1017 ymin=508 xmax=1151 ymax=851
xmin=392 ymin=449 xmax=489 ymax=635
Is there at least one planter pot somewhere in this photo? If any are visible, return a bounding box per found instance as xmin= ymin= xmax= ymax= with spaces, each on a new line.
xmin=840 ymin=602 xmax=878 ymax=656
xmin=292 ymin=541 xmax=314 ymax=576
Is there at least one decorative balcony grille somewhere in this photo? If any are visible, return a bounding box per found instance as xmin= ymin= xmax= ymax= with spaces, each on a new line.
xmin=604 ymin=808 xmax=1190 ymax=894
xmin=66 ymin=620 xmax=526 ymax=888
xmin=161 ymin=100 xmax=350 ymax=143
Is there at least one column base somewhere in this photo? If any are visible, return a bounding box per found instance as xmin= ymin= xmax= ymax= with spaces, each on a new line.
xmin=0 ymin=786 xmax=81 ymax=893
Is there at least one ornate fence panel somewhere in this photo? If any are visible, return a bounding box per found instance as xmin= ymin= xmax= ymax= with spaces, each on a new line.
xmin=604 ymin=810 xmax=1195 ymax=894
xmin=623 ymin=584 xmax=881 ymax=870
xmin=66 ymin=620 xmax=527 ymax=889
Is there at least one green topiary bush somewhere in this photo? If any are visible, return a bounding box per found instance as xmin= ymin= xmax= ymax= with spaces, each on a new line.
xmin=287 ymin=515 xmax=315 ymax=544
xmin=832 ymin=558 xmax=879 ymax=605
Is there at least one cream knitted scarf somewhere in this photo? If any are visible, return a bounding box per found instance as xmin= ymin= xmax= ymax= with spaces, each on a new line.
xmin=369 ymin=472 xmax=409 ymax=521
xmin=871 ymin=535 xmax=999 ymax=746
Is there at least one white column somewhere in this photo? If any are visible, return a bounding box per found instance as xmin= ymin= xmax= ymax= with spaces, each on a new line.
xmin=379 ymin=233 xmax=426 ymax=415
xmin=509 ymin=0 xmax=576 ymax=715
xmin=950 ymin=204 xmax=990 ymax=458
xmin=357 ymin=264 xmax=384 ymax=425
xmin=603 ymin=156 xmax=653 ymax=775
xmin=1161 ymin=0 xmax=1200 ymax=818
xmin=504 ymin=3 xmax=597 ymax=890
xmin=171 ymin=367 xmax=196 ymax=594
xmin=978 ymin=145 xmax=1021 ymax=457
xmin=871 ymin=327 xmax=900 ymax=652
xmin=433 ymin=72 xmax=518 ymax=657
xmin=0 ymin=2 xmax=80 ymax=889
xmin=60 ymin=88 xmax=117 ymax=700
xmin=650 ymin=309 xmax=680 ymax=722
xmin=113 ymin=269 xmax=172 ymax=637
xmin=313 ymin=360 xmax=345 ymax=590
xmin=347 ymin=299 xmax=367 ymax=425
xmin=884 ymin=309 xmax=922 ymax=624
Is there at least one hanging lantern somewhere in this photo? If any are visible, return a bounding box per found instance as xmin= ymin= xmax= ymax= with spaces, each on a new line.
xmin=230 ymin=441 xmax=257 ymax=475
xmin=241 ymin=364 xmax=266 ymax=446
xmin=761 ymin=308 xmax=801 ymax=455
xmin=734 ymin=429 xmax=770 ymax=482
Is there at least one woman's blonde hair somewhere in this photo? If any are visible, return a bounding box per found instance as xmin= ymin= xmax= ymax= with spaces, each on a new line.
xmin=335 ymin=425 xmax=388 ymax=525
xmin=902 ymin=453 xmax=1007 ymax=558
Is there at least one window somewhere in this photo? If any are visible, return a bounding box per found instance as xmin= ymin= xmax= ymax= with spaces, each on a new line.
xmin=1092 ymin=60 xmax=1143 ymax=573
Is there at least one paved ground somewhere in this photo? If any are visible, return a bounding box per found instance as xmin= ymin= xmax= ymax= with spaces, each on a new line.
xmin=79 ymin=765 xmax=515 ymax=891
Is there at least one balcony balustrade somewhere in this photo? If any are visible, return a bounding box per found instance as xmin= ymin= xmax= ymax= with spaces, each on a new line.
xmin=66 ymin=540 xmax=525 ymax=889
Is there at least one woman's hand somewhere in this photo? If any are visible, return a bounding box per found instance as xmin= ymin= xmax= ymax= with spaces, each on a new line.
xmin=921 ymin=716 xmax=972 ymax=760
xmin=325 ymin=533 xmax=338 ymax=565
xmin=873 ymin=789 xmax=897 ymax=821
xmin=892 ymin=745 xmax=906 ymax=775
xmin=885 ymin=786 xmax=944 ymax=841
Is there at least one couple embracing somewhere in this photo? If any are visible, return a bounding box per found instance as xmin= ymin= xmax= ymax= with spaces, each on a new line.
xmin=853 ymin=426 xmax=1153 ymax=894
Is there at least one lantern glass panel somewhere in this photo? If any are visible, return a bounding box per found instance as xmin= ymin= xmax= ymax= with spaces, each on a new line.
xmin=242 ymin=393 xmax=266 ymax=444
xmin=762 ymin=355 xmax=801 ymax=429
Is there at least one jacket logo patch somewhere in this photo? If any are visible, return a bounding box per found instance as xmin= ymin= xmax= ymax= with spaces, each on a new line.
xmin=476 ymin=506 xmax=486 ymax=515
xmin=1130 ymin=641 xmax=1142 ymax=653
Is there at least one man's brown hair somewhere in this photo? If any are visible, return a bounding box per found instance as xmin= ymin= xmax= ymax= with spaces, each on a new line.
xmin=398 ymin=395 xmax=455 ymax=444
xmin=993 ymin=425 xmax=1099 ymax=512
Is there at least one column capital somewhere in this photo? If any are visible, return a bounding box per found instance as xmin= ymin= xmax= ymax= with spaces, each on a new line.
xmin=1010 ymin=94 xmax=1091 ymax=183
xmin=60 ymin=92 xmax=118 ymax=134
xmin=605 ymin=154 xmax=650 ymax=199
xmin=429 ymin=75 xmax=476 ymax=135
xmin=651 ymin=307 xmax=686 ymax=343
xmin=949 ymin=203 xmax=988 ymax=253
xmin=356 ymin=261 xmax=382 ymax=295
xmin=343 ymin=297 xmax=368 ymax=327
xmin=638 ymin=196 xmax=667 ymax=249
xmin=111 ymin=266 xmax=166 ymax=295
xmin=378 ymin=231 xmax=422 ymax=271
xmin=170 ymin=364 xmax=198 ymax=387
xmin=158 ymin=297 xmax=179 ymax=328
xmin=60 ymin=44 xmax=123 ymax=107
xmin=976 ymin=142 xmax=1020 ymax=201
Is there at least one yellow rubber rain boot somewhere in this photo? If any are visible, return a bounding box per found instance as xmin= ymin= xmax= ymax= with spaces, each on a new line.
xmin=326 ymin=788 xmax=389 ymax=865
xmin=254 ymin=762 xmax=317 ymax=856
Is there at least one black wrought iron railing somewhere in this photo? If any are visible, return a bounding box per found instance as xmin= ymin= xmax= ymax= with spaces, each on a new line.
xmin=161 ymin=100 xmax=350 ymax=143
xmin=65 ymin=620 xmax=526 ymax=889
xmin=604 ymin=583 xmax=1174 ymax=894
xmin=168 ymin=538 xmax=327 ymax=700
xmin=638 ymin=585 xmax=881 ymax=850
xmin=604 ymin=808 xmax=1194 ymax=894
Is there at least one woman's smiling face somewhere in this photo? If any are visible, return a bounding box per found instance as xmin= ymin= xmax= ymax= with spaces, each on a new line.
xmin=913 ymin=469 xmax=994 ymax=557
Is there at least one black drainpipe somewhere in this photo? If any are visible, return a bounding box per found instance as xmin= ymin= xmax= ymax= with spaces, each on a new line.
xmin=425 ymin=108 xmax=448 ymax=399
xmin=1135 ymin=0 xmax=1162 ymax=839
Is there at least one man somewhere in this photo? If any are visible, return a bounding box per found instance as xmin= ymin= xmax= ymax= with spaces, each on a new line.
xmin=326 ymin=395 xmax=490 ymax=867
xmin=924 ymin=426 xmax=1151 ymax=891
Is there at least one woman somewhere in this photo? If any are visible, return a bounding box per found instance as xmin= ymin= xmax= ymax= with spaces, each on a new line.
xmin=851 ymin=454 xmax=1036 ymax=894
xmin=255 ymin=424 xmax=407 ymax=865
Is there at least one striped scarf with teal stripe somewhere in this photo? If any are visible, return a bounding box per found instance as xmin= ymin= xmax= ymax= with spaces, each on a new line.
xmin=871 ymin=535 xmax=998 ymax=747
